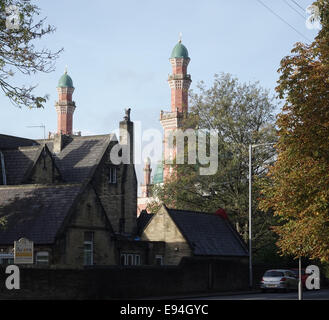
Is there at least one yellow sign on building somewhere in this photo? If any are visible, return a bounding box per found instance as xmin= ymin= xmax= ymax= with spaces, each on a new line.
xmin=14 ymin=238 xmax=34 ymax=264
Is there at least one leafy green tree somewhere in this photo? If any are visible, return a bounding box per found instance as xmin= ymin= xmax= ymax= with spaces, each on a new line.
xmin=260 ymin=0 xmax=329 ymax=263
xmin=150 ymin=73 xmax=278 ymax=260
xmin=0 ymin=0 xmax=62 ymax=108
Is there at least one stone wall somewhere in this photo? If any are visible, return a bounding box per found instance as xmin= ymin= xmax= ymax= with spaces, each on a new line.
xmin=141 ymin=206 xmax=192 ymax=265
xmin=26 ymin=148 xmax=62 ymax=184
xmin=91 ymin=141 xmax=137 ymax=235
xmin=0 ymin=257 xmax=249 ymax=300
xmin=55 ymin=185 xmax=115 ymax=267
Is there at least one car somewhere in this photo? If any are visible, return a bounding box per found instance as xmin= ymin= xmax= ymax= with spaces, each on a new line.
xmin=260 ymin=269 xmax=298 ymax=292
xmin=290 ymin=268 xmax=309 ymax=288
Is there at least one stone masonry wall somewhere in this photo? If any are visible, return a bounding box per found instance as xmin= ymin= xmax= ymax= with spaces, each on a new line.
xmin=27 ymin=150 xmax=62 ymax=184
xmin=141 ymin=206 xmax=192 ymax=265
xmin=55 ymin=185 xmax=115 ymax=267
xmin=0 ymin=257 xmax=249 ymax=299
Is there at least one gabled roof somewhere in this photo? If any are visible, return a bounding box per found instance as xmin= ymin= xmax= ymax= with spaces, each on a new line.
xmin=136 ymin=210 xmax=154 ymax=236
xmin=166 ymin=207 xmax=248 ymax=257
xmin=0 ymin=133 xmax=119 ymax=185
xmin=1 ymin=146 xmax=44 ymax=184
xmin=0 ymin=184 xmax=82 ymax=244
xmin=49 ymin=134 xmax=117 ymax=183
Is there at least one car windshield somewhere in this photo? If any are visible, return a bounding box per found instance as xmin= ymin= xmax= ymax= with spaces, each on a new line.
xmin=264 ymin=271 xmax=284 ymax=277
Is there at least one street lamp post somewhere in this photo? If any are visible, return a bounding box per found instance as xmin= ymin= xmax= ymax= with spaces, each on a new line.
xmin=248 ymin=142 xmax=275 ymax=289
xmin=249 ymin=144 xmax=252 ymax=289
xmin=298 ymin=256 xmax=303 ymax=300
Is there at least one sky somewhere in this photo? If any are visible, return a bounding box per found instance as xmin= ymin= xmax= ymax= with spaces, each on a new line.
xmin=0 ymin=0 xmax=319 ymax=190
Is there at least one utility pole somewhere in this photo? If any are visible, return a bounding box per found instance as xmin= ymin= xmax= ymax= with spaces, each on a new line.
xmin=249 ymin=144 xmax=252 ymax=289
xmin=298 ymin=256 xmax=303 ymax=300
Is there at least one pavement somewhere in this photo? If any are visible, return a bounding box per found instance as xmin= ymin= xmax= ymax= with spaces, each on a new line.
xmin=138 ymin=289 xmax=261 ymax=300
xmin=138 ymin=288 xmax=329 ymax=300
xmin=202 ymin=288 xmax=329 ymax=300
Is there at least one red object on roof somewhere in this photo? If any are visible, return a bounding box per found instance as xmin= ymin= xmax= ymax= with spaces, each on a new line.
xmin=215 ymin=208 xmax=228 ymax=219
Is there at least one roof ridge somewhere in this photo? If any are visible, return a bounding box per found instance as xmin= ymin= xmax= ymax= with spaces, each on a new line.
xmin=17 ymin=145 xmax=42 ymax=151
xmin=167 ymin=207 xmax=217 ymax=216
xmin=75 ymin=134 xmax=116 ymax=140
xmin=36 ymin=133 xmax=117 ymax=144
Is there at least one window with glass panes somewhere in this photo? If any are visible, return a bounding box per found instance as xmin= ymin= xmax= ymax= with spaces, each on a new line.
xmin=155 ymin=255 xmax=163 ymax=266
xmin=120 ymin=253 xmax=141 ymax=266
xmin=84 ymin=232 xmax=94 ymax=265
xmin=109 ymin=167 xmax=117 ymax=184
xmin=0 ymin=253 xmax=14 ymax=265
xmin=36 ymin=251 xmax=49 ymax=265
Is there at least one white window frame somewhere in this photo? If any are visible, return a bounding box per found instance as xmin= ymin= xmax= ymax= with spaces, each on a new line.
xmin=127 ymin=254 xmax=134 ymax=266
xmin=121 ymin=253 xmax=141 ymax=266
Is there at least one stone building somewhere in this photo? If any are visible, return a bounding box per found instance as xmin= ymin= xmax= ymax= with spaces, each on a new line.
xmin=1 ymin=40 xmax=248 ymax=269
xmin=139 ymin=205 xmax=248 ymax=265
xmin=0 ymin=71 xmax=163 ymax=268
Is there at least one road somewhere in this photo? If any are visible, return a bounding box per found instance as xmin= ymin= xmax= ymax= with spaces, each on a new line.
xmin=186 ymin=288 xmax=329 ymax=300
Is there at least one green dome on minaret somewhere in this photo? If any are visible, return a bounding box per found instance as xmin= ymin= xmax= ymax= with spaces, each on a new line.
xmin=58 ymin=69 xmax=74 ymax=88
xmin=170 ymin=40 xmax=189 ymax=59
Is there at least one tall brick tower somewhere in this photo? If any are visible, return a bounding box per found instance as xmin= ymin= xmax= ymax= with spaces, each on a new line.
xmin=160 ymin=38 xmax=192 ymax=182
xmin=55 ymin=69 xmax=76 ymax=135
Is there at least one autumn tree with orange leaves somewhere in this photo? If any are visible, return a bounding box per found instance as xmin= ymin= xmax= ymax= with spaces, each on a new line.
xmin=260 ymin=0 xmax=329 ymax=262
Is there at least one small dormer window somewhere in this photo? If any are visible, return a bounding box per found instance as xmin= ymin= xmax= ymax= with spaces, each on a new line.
xmin=109 ymin=167 xmax=117 ymax=184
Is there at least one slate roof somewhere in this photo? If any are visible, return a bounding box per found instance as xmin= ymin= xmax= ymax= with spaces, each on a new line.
xmin=1 ymin=146 xmax=43 ymax=184
xmin=0 ymin=184 xmax=82 ymax=244
xmin=137 ymin=210 xmax=154 ymax=236
xmin=167 ymin=208 xmax=248 ymax=257
xmin=49 ymin=135 xmax=116 ymax=183
xmin=0 ymin=134 xmax=37 ymax=150
xmin=0 ymin=133 xmax=117 ymax=185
